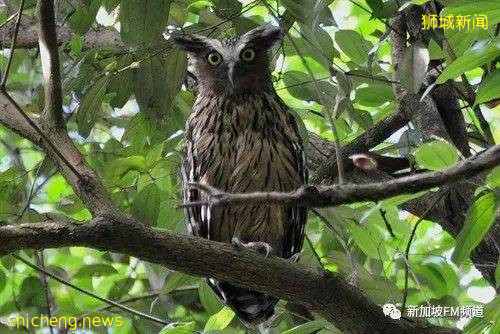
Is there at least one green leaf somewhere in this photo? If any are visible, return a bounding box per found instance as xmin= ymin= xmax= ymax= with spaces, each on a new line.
xmin=108 ymin=54 xmax=134 ymax=108
xmin=160 ymin=322 xmax=196 ymax=334
xmin=162 ymin=272 xmax=191 ymax=294
xmin=282 ymin=320 xmax=327 ymax=334
xmin=347 ymin=221 xmax=389 ymax=260
xmin=110 ymin=156 xmax=148 ymax=179
xmin=68 ymin=0 xmax=103 ymax=35
xmin=199 ymin=280 xmax=224 ymax=314
xmin=355 ymin=84 xmax=394 ymax=107
xmin=452 ymin=192 xmax=499 ymax=265
xmin=436 ymin=41 xmax=500 ymax=84
xmin=399 ymin=41 xmax=430 ymax=94
xmin=133 ymin=54 xmax=169 ymax=121
xmin=107 ymin=277 xmax=135 ymax=300
xmin=18 ymin=276 xmax=45 ymax=308
xmin=441 ymin=0 xmax=500 ymax=26
xmin=335 ymin=30 xmax=370 ymax=64
xmin=204 ymin=306 xmax=235 ymax=331
xmin=164 ymin=45 xmax=188 ymax=111
xmin=414 ymin=140 xmax=460 ymax=170
xmin=282 ymin=71 xmax=316 ymax=101
xmin=0 ymin=166 xmax=25 ymax=184
xmin=76 ymin=76 xmax=110 ymax=138
xmin=120 ymin=0 xmax=170 ymax=46
xmin=211 ymin=0 xmax=242 ymax=19
xmin=131 ymin=183 xmax=161 ymax=225
xmin=0 ymin=201 xmax=19 ymax=220
xmin=486 ymin=166 xmax=500 ymax=188
xmin=299 ymin=23 xmax=334 ymax=70
xmin=475 ymin=70 xmax=500 ymax=105
xmin=0 ymin=269 xmax=6 ymax=294
xmin=74 ymin=264 xmax=118 ymax=277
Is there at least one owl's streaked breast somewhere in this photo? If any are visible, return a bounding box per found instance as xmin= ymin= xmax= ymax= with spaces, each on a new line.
xmin=185 ymin=90 xmax=304 ymax=256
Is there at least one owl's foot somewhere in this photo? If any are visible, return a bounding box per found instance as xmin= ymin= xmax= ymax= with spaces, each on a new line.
xmin=289 ymin=252 xmax=301 ymax=262
xmin=231 ymin=237 xmax=274 ymax=258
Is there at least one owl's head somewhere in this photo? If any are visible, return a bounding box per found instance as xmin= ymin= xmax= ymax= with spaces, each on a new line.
xmin=174 ymin=26 xmax=283 ymax=95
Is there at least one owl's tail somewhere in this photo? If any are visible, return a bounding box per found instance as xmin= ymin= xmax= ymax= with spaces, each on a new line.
xmin=208 ymin=279 xmax=278 ymax=327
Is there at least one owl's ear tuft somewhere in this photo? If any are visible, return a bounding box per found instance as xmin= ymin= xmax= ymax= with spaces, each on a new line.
xmin=173 ymin=34 xmax=208 ymax=54
xmin=243 ymin=25 xmax=284 ymax=49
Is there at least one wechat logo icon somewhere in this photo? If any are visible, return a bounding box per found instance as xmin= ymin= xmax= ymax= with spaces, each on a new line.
xmin=383 ymin=303 xmax=402 ymax=320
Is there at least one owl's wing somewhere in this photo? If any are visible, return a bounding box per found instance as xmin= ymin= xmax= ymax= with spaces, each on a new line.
xmin=182 ymin=145 xmax=209 ymax=238
xmin=282 ymin=118 xmax=309 ymax=259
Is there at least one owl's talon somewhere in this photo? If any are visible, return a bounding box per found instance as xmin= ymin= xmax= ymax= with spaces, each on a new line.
xmin=289 ymin=252 xmax=301 ymax=262
xmin=231 ymin=237 xmax=274 ymax=257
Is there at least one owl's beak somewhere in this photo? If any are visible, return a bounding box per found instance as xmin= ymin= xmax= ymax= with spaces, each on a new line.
xmin=228 ymin=63 xmax=236 ymax=87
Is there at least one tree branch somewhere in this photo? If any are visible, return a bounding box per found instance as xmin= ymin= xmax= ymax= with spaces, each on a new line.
xmin=37 ymin=0 xmax=63 ymax=126
xmin=185 ymin=145 xmax=499 ymax=208
xmin=0 ymin=218 xmax=459 ymax=334
xmin=310 ymin=110 xmax=409 ymax=183
xmin=0 ymin=14 xmax=124 ymax=51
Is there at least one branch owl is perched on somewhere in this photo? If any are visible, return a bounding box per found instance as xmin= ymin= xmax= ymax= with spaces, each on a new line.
xmin=174 ymin=26 xmax=308 ymax=327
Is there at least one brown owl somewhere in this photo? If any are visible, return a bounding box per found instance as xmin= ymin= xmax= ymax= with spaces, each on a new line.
xmin=175 ymin=26 xmax=308 ymax=327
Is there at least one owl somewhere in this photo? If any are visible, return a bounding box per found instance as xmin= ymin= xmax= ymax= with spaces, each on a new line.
xmin=175 ymin=26 xmax=308 ymax=327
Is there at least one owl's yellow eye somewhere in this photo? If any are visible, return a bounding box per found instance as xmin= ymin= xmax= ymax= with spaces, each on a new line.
xmin=207 ymin=52 xmax=222 ymax=66
xmin=241 ymin=48 xmax=255 ymax=62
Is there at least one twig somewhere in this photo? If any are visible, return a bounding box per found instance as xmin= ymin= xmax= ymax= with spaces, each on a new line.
xmin=11 ymin=254 xmax=169 ymax=326
xmin=36 ymin=251 xmax=54 ymax=334
xmin=443 ymin=39 xmax=495 ymax=147
xmin=401 ymin=189 xmax=449 ymax=311
xmin=265 ymin=4 xmax=345 ymax=183
xmin=0 ymin=0 xmax=24 ymax=88
xmin=379 ymin=209 xmax=395 ymax=238
xmin=0 ymin=93 xmax=84 ymax=179
xmin=311 ymin=209 xmax=359 ymax=287
xmin=182 ymin=145 xmax=500 ymax=208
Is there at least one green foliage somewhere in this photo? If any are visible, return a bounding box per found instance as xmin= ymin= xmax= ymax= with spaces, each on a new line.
xmin=0 ymin=0 xmax=498 ymax=333
xmin=120 ymin=0 xmax=170 ymax=46
xmin=436 ymin=41 xmax=500 ymax=84
xmin=475 ymin=70 xmax=500 ymax=105
xmin=204 ymin=306 xmax=235 ymax=331
xmin=452 ymin=193 xmax=499 ymax=265
xmin=414 ymin=140 xmax=460 ymax=170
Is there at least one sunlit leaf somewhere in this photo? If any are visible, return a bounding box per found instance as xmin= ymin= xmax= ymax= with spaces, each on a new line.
xmin=452 ymin=192 xmax=499 ymax=265
xmin=414 ymin=140 xmax=459 ymax=170
xmin=475 ymin=70 xmax=500 ymax=106
xmin=204 ymin=306 xmax=235 ymax=331
xmin=486 ymin=166 xmax=500 ymax=189
xmin=436 ymin=42 xmax=500 ymax=84
xmin=335 ymin=30 xmax=370 ymax=64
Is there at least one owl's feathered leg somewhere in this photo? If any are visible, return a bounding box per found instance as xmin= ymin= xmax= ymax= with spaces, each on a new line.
xmin=231 ymin=237 xmax=274 ymax=258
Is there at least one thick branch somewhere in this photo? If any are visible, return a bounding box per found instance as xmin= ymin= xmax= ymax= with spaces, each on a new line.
xmin=188 ymin=145 xmax=499 ymax=208
xmin=0 ymin=14 xmax=123 ymax=50
xmin=0 ymin=218 xmax=459 ymax=334
xmin=37 ymin=0 xmax=63 ymax=126
xmin=310 ymin=110 xmax=409 ymax=183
